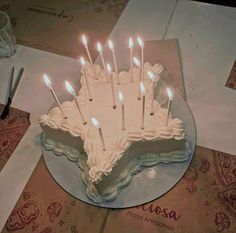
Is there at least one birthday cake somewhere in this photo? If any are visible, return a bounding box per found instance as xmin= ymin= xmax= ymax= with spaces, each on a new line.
xmin=39 ymin=58 xmax=190 ymax=203
xmin=39 ymin=35 xmax=191 ymax=204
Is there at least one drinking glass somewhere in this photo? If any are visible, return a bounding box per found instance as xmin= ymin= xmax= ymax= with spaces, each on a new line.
xmin=0 ymin=11 xmax=16 ymax=58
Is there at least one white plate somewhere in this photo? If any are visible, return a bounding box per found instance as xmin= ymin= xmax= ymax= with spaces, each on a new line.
xmin=42 ymin=92 xmax=196 ymax=208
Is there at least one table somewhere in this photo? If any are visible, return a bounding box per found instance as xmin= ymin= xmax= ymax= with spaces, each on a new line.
xmin=0 ymin=0 xmax=236 ymax=231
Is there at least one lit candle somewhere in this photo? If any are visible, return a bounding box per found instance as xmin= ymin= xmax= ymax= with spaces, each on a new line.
xmin=137 ymin=37 xmax=144 ymax=80
xmin=106 ymin=63 xmax=116 ymax=109
xmin=65 ymin=80 xmax=87 ymax=125
xmin=118 ymin=91 xmax=125 ymax=130
xmin=128 ymin=38 xmax=134 ymax=82
xmin=96 ymin=42 xmax=109 ymax=82
xmin=91 ymin=117 xmax=106 ymax=151
xmin=133 ymin=56 xmax=142 ymax=100
xmin=140 ymin=82 xmax=146 ymax=129
xmin=80 ymin=57 xmax=92 ymax=101
xmin=81 ymin=34 xmax=97 ymax=79
xmin=147 ymin=70 xmax=158 ymax=115
xmin=108 ymin=40 xmax=119 ymax=84
xmin=43 ymin=74 xmax=66 ymax=119
xmin=166 ymin=87 xmax=173 ymax=126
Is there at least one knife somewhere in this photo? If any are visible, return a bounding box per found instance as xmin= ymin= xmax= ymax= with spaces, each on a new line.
xmin=8 ymin=67 xmax=14 ymax=96
xmin=1 ymin=67 xmax=24 ymax=119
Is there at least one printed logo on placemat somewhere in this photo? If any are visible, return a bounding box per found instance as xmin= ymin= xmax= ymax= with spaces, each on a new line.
xmin=28 ymin=5 xmax=74 ymax=23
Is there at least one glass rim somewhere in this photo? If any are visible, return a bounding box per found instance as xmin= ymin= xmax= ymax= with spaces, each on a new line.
xmin=0 ymin=11 xmax=10 ymax=31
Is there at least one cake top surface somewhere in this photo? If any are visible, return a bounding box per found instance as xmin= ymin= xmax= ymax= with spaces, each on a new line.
xmin=39 ymin=62 xmax=185 ymax=183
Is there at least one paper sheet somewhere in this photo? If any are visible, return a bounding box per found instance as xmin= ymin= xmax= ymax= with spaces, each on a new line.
xmin=145 ymin=39 xmax=186 ymax=98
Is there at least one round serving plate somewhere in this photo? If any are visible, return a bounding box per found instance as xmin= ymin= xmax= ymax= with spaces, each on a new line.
xmin=42 ymin=92 xmax=196 ymax=208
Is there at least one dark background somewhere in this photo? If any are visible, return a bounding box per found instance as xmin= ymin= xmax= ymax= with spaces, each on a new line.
xmin=193 ymin=0 xmax=236 ymax=7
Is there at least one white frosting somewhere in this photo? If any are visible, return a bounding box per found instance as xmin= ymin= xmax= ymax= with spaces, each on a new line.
xmin=83 ymin=141 xmax=191 ymax=203
xmin=153 ymin=63 xmax=164 ymax=74
xmin=41 ymin=133 xmax=81 ymax=161
xmin=39 ymin=62 xmax=185 ymax=183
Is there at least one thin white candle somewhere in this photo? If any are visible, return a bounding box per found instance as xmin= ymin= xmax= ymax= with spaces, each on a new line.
xmin=43 ymin=74 xmax=66 ymax=119
xmin=106 ymin=63 xmax=116 ymax=109
xmin=96 ymin=42 xmax=109 ymax=82
xmin=80 ymin=57 xmax=92 ymax=101
xmin=118 ymin=91 xmax=125 ymax=130
xmin=133 ymin=56 xmax=142 ymax=100
xmin=91 ymin=117 xmax=106 ymax=151
xmin=129 ymin=38 xmax=134 ymax=82
xmin=166 ymin=87 xmax=173 ymax=126
xmin=65 ymin=80 xmax=87 ymax=125
xmin=81 ymin=34 xmax=97 ymax=79
xmin=81 ymin=34 xmax=93 ymax=65
xmin=137 ymin=37 xmax=144 ymax=80
xmin=108 ymin=40 xmax=119 ymax=84
xmin=140 ymin=82 xmax=146 ymax=129
xmin=147 ymin=70 xmax=158 ymax=115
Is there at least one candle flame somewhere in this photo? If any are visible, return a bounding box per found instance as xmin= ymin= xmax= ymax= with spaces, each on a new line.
xmin=133 ymin=56 xmax=141 ymax=67
xmin=91 ymin=117 xmax=101 ymax=128
xmin=106 ymin=63 xmax=112 ymax=74
xmin=97 ymin=42 xmax=102 ymax=53
xmin=147 ymin=71 xmax=155 ymax=81
xmin=118 ymin=91 xmax=124 ymax=104
xmin=137 ymin=37 xmax=144 ymax=48
xmin=167 ymin=87 xmax=173 ymax=100
xmin=140 ymin=82 xmax=146 ymax=95
xmin=80 ymin=56 xmax=86 ymax=66
xmin=128 ymin=37 xmax=134 ymax=49
xmin=43 ymin=74 xmax=52 ymax=88
xmin=82 ymin=34 xmax=87 ymax=46
xmin=108 ymin=39 xmax=114 ymax=51
xmin=65 ymin=80 xmax=76 ymax=96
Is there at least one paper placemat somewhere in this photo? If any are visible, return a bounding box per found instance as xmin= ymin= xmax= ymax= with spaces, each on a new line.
xmin=1 ymin=146 xmax=236 ymax=233
xmin=0 ymin=0 xmax=128 ymax=59
xmin=103 ymin=147 xmax=236 ymax=233
xmin=225 ymin=60 xmax=236 ymax=90
xmin=0 ymin=104 xmax=30 ymax=171
xmin=1 ymin=157 xmax=108 ymax=233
